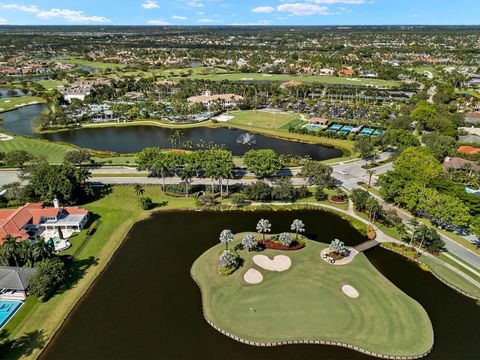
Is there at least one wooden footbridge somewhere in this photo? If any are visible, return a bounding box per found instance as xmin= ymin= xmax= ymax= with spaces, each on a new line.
xmin=354 ymin=239 xmax=380 ymax=253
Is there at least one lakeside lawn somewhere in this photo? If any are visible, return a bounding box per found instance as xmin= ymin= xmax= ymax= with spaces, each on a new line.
xmin=226 ymin=110 xmax=301 ymax=131
xmin=0 ymin=135 xmax=74 ymax=163
xmin=1 ymin=186 xmax=197 ymax=359
xmin=0 ymin=97 xmax=46 ymax=113
xmin=192 ymin=236 xmax=433 ymax=357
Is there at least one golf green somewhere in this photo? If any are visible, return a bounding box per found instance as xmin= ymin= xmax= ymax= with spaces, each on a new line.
xmin=191 ymin=235 xmax=434 ymax=358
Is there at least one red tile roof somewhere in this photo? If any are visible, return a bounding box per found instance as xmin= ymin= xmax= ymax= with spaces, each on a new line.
xmin=457 ymin=146 xmax=480 ymax=155
xmin=0 ymin=203 xmax=88 ymax=245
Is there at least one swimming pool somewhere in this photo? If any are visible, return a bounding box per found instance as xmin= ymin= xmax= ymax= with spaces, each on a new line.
xmin=0 ymin=300 xmax=23 ymax=329
xmin=360 ymin=127 xmax=375 ymax=135
xmin=328 ymin=124 xmax=342 ymax=131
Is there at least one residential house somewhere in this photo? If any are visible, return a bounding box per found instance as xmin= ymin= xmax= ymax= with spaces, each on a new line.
xmin=187 ymin=92 xmax=244 ymax=109
xmin=0 ymin=200 xmax=89 ymax=245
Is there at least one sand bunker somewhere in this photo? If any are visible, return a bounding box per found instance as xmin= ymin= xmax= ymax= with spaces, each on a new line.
xmin=214 ymin=114 xmax=233 ymax=122
xmin=253 ymin=255 xmax=291 ymax=272
xmin=0 ymin=133 xmax=13 ymax=141
xmin=244 ymin=268 xmax=263 ymax=284
xmin=342 ymin=285 xmax=359 ymax=298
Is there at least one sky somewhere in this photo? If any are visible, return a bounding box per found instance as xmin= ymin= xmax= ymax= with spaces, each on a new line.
xmin=0 ymin=1 xmax=479 ymax=26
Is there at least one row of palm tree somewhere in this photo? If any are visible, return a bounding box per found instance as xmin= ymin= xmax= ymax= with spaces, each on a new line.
xmin=0 ymin=235 xmax=54 ymax=267
xmin=219 ymin=219 xmax=306 ymax=250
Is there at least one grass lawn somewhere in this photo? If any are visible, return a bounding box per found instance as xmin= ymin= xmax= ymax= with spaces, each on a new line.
xmin=436 ymin=253 xmax=480 ymax=283
xmin=49 ymin=58 xmax=125 ymax=70
xmin=0 ymin=97 xmax=46 ymax=113
xmin=0 ymin=135 xmax=74 ymax=163
xmin=192 ymin=236 xmax=433 ymax=357
xmin=36 ymin=80 xmax=65 ymax=91
xmin=227 ymin=110 xmax=300 ymax=131
xmin=185 ymin=72 xmax=401 ymax=88
xmin=1 ymin=186 xmax=197 ymax=359
xmin=420 ymin=255 xmax=480 ymax=299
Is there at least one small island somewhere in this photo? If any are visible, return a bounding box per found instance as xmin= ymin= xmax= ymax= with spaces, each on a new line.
xmin=191 ymin=220 xmax=434 ymax=359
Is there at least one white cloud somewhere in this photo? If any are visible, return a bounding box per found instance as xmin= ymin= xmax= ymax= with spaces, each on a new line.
xmin=251 ymin=6 xmax=274 ymax=14
xmin=142 ymin=0 xmax=159 ymax=9
xmin=231 ymin=20 xmax=272 ymax=25
xmin=1 ymin=3 xmax=110 ymax=23
xmin=1 ymin=4 xmax=39 ymax=13
xmin=36 ymin=8 xmax=111 ymax=23
xmin=186 ymin=1 xmax=204 ymax=8
xmin=147 ymin=19 xmax=170 ymax=25
xmin=0 ymin=16 xmax=7 ymax=24
xmin=172 ymin=15 xmax=187 ymax=20
xmin=197 ymin=18 xmax=221 ymax=23
xmin=307 ymin=0 xmax=364 ymax=3
xmin=277 ymin=3 xmax=331 ymax=16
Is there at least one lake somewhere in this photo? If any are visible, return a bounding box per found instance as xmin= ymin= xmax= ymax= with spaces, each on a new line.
xmin=1 ymin=106 xmax=343 ymax=159
xmin=40 ymin=210 xmax=480 ymax=360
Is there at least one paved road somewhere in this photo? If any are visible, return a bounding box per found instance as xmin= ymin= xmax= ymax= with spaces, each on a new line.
xmin=1 ymin=155 xmax=479 ymax=272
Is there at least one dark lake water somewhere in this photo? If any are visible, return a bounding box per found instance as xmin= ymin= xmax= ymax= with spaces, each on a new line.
xmin=1 ymin=106 xmax=342 ymax=159
xmin=0 ymin=88 xmax=24 ymax=98
xmin=40 ymin=210 xmax=480 ymax=360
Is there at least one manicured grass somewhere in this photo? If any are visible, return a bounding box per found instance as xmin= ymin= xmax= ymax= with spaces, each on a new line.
xmin=436 ymin=253 xmax=480 ymax=283
xmin=0 ymin=135 xmax=74 ymax=163
xmin=192 ymin=236 xmax=433 ymax=357
xmin=227 ymin=110 xmax=300 ymax=131
xmin=420 ymin=255 xmax=480 ymax=299
xmin=279 ymin=118 xmax=306 ymax=131
xmin=36 ymin=80 xmax=65 ymax=91
xmin=1 ymin=186 xmax=197 ymax=359
xmin=49 ymin=58 xmax=125 ymax=70
xmin=184 ymin=72 xmax=401 ymax=88
xmin=0 ymin=96 xmax=46 ymax=113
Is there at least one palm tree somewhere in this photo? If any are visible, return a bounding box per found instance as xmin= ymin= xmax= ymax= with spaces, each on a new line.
xmin=279 ymin=232 xmax=292 ymax=247
xmin=219 ymin=229 xmax=234 ymax=250
xmin=33 ymin=237 xmax=53 ymax=263
xmin=366 ymin=169 xmax=375 ymax=188
xmin=134 ymin=184 xmax=145 ymax=197
xmin=409 ymin=217 xmax=419 ymax=245
xmin=242 ymin=234 xmax=257 ymax=251
xmin=329 ymin=239 xmax=348 ymax=256
xmin=19 ymin=240 xmax=34 ymax=267
xmin=2 ymin=235 xmax=20 ymax=266
xmin=180 ymin=165 xmax=194 ymax=197
xmin=290 ymin=219 xmax=305 ymax=240
xmin=256 ymin=219 xmax=271 ymax=242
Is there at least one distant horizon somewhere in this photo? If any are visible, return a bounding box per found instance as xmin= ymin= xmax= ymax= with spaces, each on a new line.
xmin=1 ymin=24 xmax=480 ymax=28
xmin=0 ymin=1 xmax=479 ymax=27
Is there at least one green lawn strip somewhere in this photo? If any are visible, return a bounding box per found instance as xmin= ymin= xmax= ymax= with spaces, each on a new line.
xmin=184 ymin=72 xmax=401 ymax=88
xmin=279 ymin=118 xmax=307 ymax=131
xmin=192 ymin=236 xmax=433 ymax=357
xmin=227 ymin=110 xmax=300 ymax=130
xmin=0 ymin=135 xmax=75 ymax=163
xmin=35 ymin=80 xmax=66 ymax=91
xmin=48 ymin=58 xmax=125 ymax=70
xmin=359 ymin=183 xmax=382 ymax=197
xmin=420 ymin=255 xmax=480 ymax=299
xmin=90 ymin=173 xmax=147 ymax=178
xmin=437 ymin=229 xmax=480 ymax=255
xmin=0 ymin=97 xmax=46 ymax=113
xmin=436 ymin=253 xmax=480 ymax=283
xmin=1 ymin=186 xmax=197 ymax=359
xmin=455 ymin=89 xmax=480 ymax=99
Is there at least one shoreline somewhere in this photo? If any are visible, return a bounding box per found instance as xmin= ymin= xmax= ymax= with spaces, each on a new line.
xmin=3 ymin=199 xmax=469 ymax=359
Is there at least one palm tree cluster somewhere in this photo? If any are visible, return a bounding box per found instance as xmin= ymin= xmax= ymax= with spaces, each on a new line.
xmin=137 ymin=147 xmax=235 ymax=197
xmin=0 ymin=235 xmax=55 ymax=267
xmin=329 ymin=239 xmax=349 ymax=257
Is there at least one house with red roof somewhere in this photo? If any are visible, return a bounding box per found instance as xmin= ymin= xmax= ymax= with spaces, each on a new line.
xmin=457 ymin=146 xmax=480 ymax=155
xmin=0 ymin=199 xmax=88 ymax=245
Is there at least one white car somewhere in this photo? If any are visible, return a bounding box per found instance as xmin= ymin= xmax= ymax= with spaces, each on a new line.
xmin=338 ymin=170 xmax=348 ymax=176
